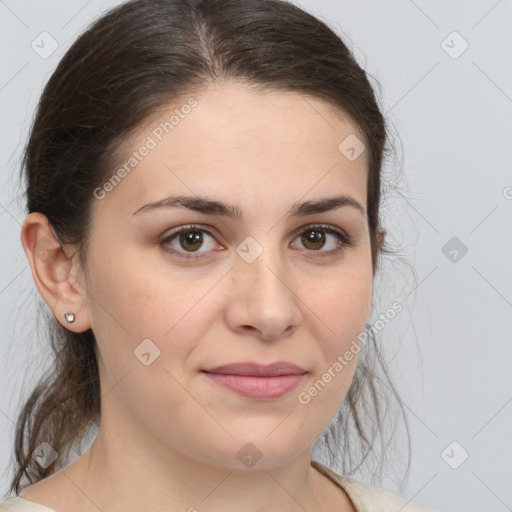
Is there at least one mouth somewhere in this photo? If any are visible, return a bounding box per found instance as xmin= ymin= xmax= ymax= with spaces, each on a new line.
xmin=202 ymin=361 xmax=307 ymax=376
xmin=201 ymin=361 xmax=307 ymax=399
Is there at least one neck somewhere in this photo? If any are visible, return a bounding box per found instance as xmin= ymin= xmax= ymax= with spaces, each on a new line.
xmin=53 ymin=397 xmax=328 ymax=512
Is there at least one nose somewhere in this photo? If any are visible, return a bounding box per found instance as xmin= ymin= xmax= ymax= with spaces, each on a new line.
xmin=225 ymin=247 xmax=303 ymax=341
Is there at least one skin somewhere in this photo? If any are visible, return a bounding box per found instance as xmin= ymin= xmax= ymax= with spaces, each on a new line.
xmin=20 ymin=80 xmax=382 ymax=512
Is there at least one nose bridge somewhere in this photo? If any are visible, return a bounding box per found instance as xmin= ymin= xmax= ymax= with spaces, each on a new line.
xmin=230 ymin=234 xmax=302 ymax=339
xmin=235 ymin=233 xmax=287 ymax=295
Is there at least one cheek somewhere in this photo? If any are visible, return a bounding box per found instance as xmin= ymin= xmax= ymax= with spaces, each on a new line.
xmin=297 ymin=305 xmax=368 ymax=425
xmin=308 ymin=266 xmax=373 ymax=352
xmin=88 ymin=260 xmax=210 ymax=427
xmin=86 ymin=245 xmax=222 ymax=379
xmin=298 ymin=266 xmax=372 ymax=407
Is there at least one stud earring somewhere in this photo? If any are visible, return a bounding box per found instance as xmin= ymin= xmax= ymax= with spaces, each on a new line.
xmin=64 ymin=312 xmax=76 ymax=323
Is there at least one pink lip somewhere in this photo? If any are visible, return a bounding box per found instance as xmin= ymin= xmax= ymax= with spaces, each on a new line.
xmin=201 ymin=362 xmax=307 ymax=399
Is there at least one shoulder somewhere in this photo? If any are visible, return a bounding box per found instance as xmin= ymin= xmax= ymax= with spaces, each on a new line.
xmin=311 ymin=460 xmax=434 ymax=512
xmin=0 ymin=497 xmax=56 ymax=512
xmin=334 ymin=476 xmax=432 ymax=512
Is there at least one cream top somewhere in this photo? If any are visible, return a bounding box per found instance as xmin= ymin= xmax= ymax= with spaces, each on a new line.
xmin=0 ymin=460 xmax=432 ymax=511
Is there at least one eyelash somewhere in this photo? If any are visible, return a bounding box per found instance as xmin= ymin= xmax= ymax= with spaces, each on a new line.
xmin=159 ymin=223 xmax=354 ymax=260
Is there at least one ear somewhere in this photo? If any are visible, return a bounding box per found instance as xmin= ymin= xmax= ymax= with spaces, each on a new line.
xmin=370 ymin=228 xmax=386 ymax=310
xmin=377 ymin=228 xmax=386 ymax=251
xmin=20 ymin=212 xmax=91 ymax=333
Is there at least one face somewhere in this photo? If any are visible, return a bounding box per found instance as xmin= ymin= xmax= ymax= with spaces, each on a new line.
xmin=81 ymin=81 xmax=373 ymax=469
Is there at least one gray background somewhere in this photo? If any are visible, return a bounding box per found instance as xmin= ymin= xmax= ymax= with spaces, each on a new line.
xmin=1 ymin=1 xmax=511 ymax=511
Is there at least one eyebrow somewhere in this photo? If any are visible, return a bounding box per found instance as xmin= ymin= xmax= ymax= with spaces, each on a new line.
xmin=132 ymin=194 xmax=365 ymax=218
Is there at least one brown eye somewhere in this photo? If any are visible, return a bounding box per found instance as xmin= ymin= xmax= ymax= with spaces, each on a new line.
xmin=301 ymin=229 xmax=326 ymax=250
xmin=292 ymin=225 xmax=353 ymax=257
xmin=160 ymin=225 xmax=219 ymax=259
xmin=178 ymin=230 xmax=203 ymax=252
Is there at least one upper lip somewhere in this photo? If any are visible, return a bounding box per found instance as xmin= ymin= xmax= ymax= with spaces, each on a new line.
xmin=202 ymin=362 xmax=307 ymax=377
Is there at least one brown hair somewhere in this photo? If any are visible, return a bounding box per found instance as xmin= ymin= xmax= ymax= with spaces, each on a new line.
xmin=6 ymin=0 xmax=413 ymax=497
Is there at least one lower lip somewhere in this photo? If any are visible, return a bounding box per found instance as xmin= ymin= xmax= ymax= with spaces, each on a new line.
xmin=202 ymin=372 xmax=307 ymax=399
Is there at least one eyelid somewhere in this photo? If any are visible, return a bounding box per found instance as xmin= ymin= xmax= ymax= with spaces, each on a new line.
xmin=290 ymin=223 xmax=350 ymax=243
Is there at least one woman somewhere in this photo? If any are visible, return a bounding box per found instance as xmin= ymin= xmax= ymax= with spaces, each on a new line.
xmin=0 ymin=0 xmax=431 ymax=510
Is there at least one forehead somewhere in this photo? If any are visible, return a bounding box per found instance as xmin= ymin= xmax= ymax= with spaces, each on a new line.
xmin=94 ymin=81 xmax=368 ymax=218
